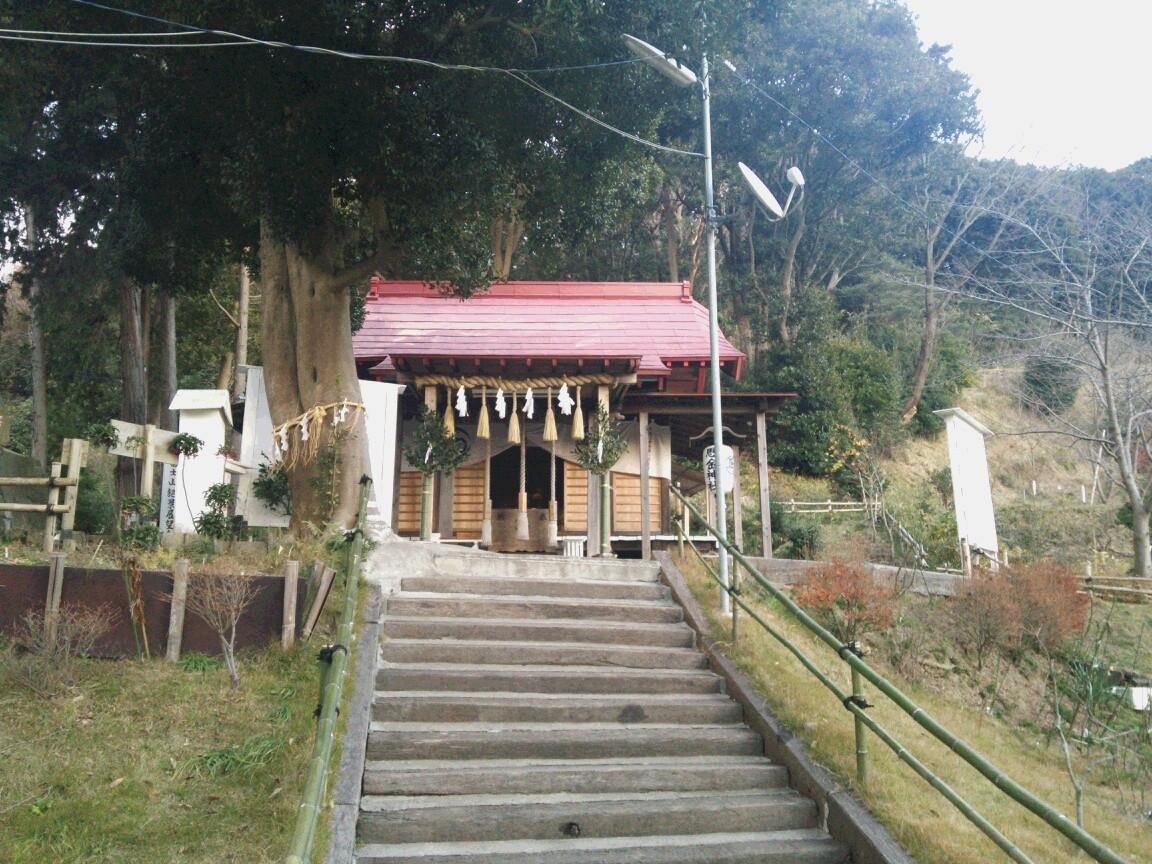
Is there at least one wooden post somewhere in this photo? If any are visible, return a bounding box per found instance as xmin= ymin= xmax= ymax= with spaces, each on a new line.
xmin=59 ymin=438 xmax=86 ymax=553
xmin=639 ymin=411 xmax=651 ymax=560
xmin=44 ymin=553 xmax=66 ymax=647
xmin=43 ymin=462 xmax=62 ymax=553
xmin=140 ymin=423 xmax=157 ymax=497
xmin=732 ymin=446 xmax=744 ymax=552
xmin=437 ymin=469 xmax=455 ymax=539
xmin=166 ymin=559 xmax=190 ymax=662
xmin=282 ymin=560 xmax=300 ymax=650
xmin=755 ymin=411 xmax=774 ymax=558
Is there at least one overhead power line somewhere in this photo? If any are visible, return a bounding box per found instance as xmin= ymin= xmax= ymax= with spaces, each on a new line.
xmin=21 ymin=0 xmax=697 ymax=158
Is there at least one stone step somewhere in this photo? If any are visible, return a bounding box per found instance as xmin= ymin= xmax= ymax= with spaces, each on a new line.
xmin=377 ymin=663 xmax=723 ymax=695
xmin=357 ymin=789 xmax=817 ymax=845
xmin=381 ymin=616 xmax=696 ymax=648
xmin=386 ymin=594 xmax=682 ymax=624
xmin=430 ymin=552 xmax=661 ymax=583
xmin=372 ymin=691 xmax=742 ymax=724
xmin=401 ymin=574 xmax=669 ymax=601
xmin=366 ymin=723 xmax=761 ymax=761
xmin=362 ymin=755 xmax=787 ymax=796
xmin=356 ymin=830 xmax=848 ymax=864
xmin=380 ymin=639 xmax=707 ymax=670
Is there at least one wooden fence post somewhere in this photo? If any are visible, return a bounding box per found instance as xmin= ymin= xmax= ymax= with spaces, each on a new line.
xmin=282 ymin=560 xmax=300 ymax=650
xmin=166 ymin=559 xmax=190 ymax=662
xmin=60 ymin=438 xmax=86 ymax=553
xmin=43 ymin=462 xmax=62 ymax=554
xmin=44 ymin=553 xmax=66 ymax=647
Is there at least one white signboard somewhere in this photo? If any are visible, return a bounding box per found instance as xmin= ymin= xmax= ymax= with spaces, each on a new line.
xmin=360 ymin=379 xmax=404 ymax=527
xmin=935 ymin=408 xmax=999 ymax=560
xmin=235 ymin=367 xmax=290 ymax=528
xmin=703 ymin=444 xmax=735 ymax=494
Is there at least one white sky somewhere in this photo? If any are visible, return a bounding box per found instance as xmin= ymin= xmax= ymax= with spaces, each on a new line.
xmin=901 ymin=1 xmax=1151 ymax=171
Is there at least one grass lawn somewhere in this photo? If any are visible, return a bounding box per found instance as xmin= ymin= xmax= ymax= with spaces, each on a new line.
xmin=0 ymin=636 xmax=331 ymax=862
xmin=675 ymin=553 xmax=1152 ymax=864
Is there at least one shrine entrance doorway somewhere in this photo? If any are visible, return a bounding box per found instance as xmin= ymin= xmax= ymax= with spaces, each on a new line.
xmin=488 ymin=445 xmax=564 ymax=552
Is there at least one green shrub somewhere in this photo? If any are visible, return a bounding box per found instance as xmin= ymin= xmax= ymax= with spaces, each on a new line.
xmin=253 ymin=461 xmax=291 ymax=515
xmin=75 ymin=468 xmax=116 ymax=534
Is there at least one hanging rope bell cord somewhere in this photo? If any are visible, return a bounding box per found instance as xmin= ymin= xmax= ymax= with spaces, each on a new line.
xmin=515 ymin=434 xmax=530 ymax=541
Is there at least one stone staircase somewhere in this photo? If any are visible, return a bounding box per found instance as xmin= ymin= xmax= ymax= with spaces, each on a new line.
xmin=355 ymin=553 xmax=849 ymax=863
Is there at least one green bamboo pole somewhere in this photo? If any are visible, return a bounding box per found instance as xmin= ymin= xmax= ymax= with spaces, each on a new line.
xmin=419 ymin=472 xmax=433 ymax=540
xmin=285 ymin=476 xmax=371 ymax=864
xmin=671 ymin=487 xmax=1127 ymax=864
xmin=851 ymin=666 xmax=869 ymax=786
xmin=599 ymin=472 xmax=611 ymax=557
xmin=687 ymin=545 xmax=1035 ymax=864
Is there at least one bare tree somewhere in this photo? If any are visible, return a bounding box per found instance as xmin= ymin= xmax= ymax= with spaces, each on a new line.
xmin=185 ymin=569 xmax=260 ymax=689
xmin=899 ymin=151 xmax=1042 ymax=424
xmin=963 ymin=179 xmax=1152 ymax=577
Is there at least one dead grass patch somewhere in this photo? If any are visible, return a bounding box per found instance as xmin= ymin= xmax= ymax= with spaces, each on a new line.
xmin=677 ymin=553 xmax=1151 ymax=864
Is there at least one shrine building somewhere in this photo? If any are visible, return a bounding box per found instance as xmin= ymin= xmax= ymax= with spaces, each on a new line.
xmin=354 ymin=278 xmax=792 ymax=557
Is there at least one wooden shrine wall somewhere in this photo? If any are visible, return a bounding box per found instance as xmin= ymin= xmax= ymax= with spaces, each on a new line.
xmin=395 ymin=471 xmax=424 ymax=535
xmin=563 ymin=461 xmax=588 ymax=533
xmin=451 ymin=462 xmax=485 ymax=539
xmin=611 ymin=473 xmax=664 ymax=534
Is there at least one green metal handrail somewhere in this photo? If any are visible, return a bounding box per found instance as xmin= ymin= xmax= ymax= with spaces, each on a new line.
xmin=285 ymin=476 xmax=372 ymax=864
xmin=670 ymin=485 xmax=1127 ymax=864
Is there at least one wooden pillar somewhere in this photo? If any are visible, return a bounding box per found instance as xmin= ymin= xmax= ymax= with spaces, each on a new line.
xmin=596 ymin=385 xmax=611 ymax=556
xmin=282 ymin=560 xmax=299 ymax=650
xmin=639 ymin=411 xmax=651 ymax=560
xmin=166 ymin=559 xmax=190 ymax=662
xmin=732 ymin=446 xmax=744 ymax=552
xmin=437 ymin=469 xmax=455 ymax=539
xmin=755 ymin=411 xmax=774 ymax=558
xmin=586 ymin=468 xmax=599 ymax=557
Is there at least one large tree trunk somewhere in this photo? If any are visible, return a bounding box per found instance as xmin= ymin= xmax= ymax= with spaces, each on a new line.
xmin=117 ymin=279 xmax=148 ymax=501
xmin=259 ymin=222 xmax=364 ymax=531
xmin=233 ymin=265 xmax=251 ymax=400
xmin=900 ymin=263 xmax=939 ymax=424
xmin=660 ymin=181 xmax=681 ymax=283
xmin=23 ymin=204 xmax=49 ymax=468
xmin=153 ymin=292 xmax=178 ymax=431
xmin=777 ymin=210 xmax=806 ymax=347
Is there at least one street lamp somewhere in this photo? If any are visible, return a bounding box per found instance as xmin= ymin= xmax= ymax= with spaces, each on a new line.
xmin=624 ymin=34 xmax=804 ymax=612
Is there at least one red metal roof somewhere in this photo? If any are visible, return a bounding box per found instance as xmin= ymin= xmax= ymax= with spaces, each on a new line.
xmin=355 ymin=279 xmax=744 ymax=379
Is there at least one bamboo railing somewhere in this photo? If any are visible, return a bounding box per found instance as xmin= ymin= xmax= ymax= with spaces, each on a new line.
xmin=285 ymin=476 xmax=371 ymax=864
xmin=670 ymin=485 xmax=1127 ymax=864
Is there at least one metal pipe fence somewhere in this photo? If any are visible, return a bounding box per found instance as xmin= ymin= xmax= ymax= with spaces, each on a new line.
xmin=670 ymin=484 xmax=1127 ymax=864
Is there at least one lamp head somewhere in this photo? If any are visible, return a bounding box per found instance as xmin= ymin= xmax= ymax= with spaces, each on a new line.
xmin=622 ymin=34 xmax=698 ymax=87
xmin=786 ymin=166 xmax=806 ymax=187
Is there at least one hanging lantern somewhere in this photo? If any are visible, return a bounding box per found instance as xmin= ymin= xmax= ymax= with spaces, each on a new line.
xmin=543 ymin=387 xmax=558 ymax=442
xmin=477 ymin=387 xmax=490 ymax=439
xmin=572 ymin=386 xmax=585 ymax=441
xmin=508 ymin=391 xmax=521 ymax=444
